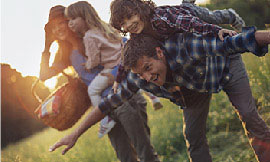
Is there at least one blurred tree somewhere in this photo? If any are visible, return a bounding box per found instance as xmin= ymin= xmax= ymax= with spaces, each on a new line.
xmin=1 ymin=64 xmax=49 ymax=148
xmin=202 ymin=0 xmax=270 ymax=29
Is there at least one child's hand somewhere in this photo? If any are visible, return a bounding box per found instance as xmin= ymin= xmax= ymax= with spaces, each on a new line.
xmin=218 ymin=29 xmax=237 ymax=41
xmin=112 ymin=81 xmax=119 ymax=94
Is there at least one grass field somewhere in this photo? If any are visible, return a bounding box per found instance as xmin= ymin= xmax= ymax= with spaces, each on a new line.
xmin=2 ymin=53 xmax=269 ymax=162
xmin=0 ymin=98 xmax=257 ymax=162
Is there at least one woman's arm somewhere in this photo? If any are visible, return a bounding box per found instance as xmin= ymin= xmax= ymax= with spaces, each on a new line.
xmin=39 ymin=26 xmax=65 ymax=81
xmin=39 ymin=50 xmax=65 ymax=81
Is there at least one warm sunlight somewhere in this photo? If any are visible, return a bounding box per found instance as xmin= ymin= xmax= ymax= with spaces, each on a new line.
xmin=1 ymin=0 xmax=209 ymax=78
xmin=49 ymin=41 xmax=59 ymax=66
xmin=44 ymin=76 xmax=58 ymax=90
xmin=42 ymin=41 xmax=59 ymax=90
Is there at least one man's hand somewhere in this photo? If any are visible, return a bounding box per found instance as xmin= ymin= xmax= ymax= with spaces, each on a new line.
xmin=218 ymin=29 xmax=237 ymax=41
xmin=49 ymin=132 xmax=79 ymax=155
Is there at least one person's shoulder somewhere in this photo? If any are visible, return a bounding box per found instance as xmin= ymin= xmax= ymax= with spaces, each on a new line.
xmin=83 ymin=29 xmax=104 ymax=41
xmin=84 ymin=29 xmax=101 ymax=36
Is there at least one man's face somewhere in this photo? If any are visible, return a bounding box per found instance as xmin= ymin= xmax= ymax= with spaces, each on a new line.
xmin=122 ymin=14 xmax=144 ymax=34
xmin=131 ymin=47 xmax=167 ymax=86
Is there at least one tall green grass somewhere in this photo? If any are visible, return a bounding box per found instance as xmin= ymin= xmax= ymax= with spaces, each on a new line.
xmin=2 ymin=52 xmax=269 ymax=162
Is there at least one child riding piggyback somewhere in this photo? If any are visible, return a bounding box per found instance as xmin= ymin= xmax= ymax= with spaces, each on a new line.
xmin=109 ymin=0 xmax=243 ymax=91
xmin=65 ymin=1 xmax=123 ymax=137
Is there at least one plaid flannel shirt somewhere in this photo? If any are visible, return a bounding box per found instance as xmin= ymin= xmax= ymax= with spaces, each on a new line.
xmin=151 ymin=5 xmax=222 ymax=36
xmin=99 ymin=27 xmax=268 ymax=114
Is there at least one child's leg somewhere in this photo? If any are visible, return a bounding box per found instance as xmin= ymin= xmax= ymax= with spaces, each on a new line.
xmin=228 ymin=9 xmax=246 ymax=32
xmin=181 ymin=2 xmax=245 ymax=31
xmin=98 ymin=115 xmax=116 ymax=138
xmin=88 ymin=69 xmax=113 ymax=107
xmin=182 ymin=0 xmax=196 ymax=3
xmin=88 ymin=69 xmax=116 ymax=138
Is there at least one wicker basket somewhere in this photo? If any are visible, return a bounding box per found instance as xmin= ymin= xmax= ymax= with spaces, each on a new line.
xmin=32 ymin=73 xmax=91 ymax=131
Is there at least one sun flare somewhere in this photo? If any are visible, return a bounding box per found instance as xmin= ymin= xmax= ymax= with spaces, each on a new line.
xmin=44 ymin=77 xmax=58 ymax=90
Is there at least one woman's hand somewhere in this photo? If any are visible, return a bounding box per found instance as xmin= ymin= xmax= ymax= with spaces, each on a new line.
xmin=49 ymin=132 xmax=79 ymax=155
xmin=218 ymin=29 xmax=237 ymax=41
xmin=44 ymin=24 xmax=55 ymax=51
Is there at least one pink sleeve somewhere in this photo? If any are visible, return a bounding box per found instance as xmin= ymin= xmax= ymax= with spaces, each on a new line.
xmin=84 ymin=37 xmax=101 ymax=70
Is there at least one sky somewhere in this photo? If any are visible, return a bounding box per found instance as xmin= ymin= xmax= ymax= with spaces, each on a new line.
xmin=1 ymin=0 xmax=207 ymax=77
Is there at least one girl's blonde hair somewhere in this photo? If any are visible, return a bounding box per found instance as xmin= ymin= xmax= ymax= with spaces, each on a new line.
xmin=65 ymin=1 xmax=122 ymax=43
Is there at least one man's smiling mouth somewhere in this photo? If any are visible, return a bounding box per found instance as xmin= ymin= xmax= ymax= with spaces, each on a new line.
xmin=152 ymin=74 xmax=159 ymax=82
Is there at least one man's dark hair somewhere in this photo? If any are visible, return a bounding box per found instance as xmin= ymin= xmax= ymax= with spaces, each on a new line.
xmin=110 ymin=0 xmax=156 ymax=34
xmin=122 ymin=34 xmax=162 ymax=69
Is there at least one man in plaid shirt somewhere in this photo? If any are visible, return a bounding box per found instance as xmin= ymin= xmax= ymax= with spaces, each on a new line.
xmin=50 ymin=27 xmax=270 ymax=161
xmin=98 ymin=26 xmax=270 ymax=162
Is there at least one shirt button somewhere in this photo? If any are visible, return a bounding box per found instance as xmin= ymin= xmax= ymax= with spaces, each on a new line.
xmin=177 ymin=76 xmax=183 ymax=82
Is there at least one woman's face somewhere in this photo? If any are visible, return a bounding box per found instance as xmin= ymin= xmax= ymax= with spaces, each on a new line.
xmin=51 ymin=17 xmax=71 ymax=41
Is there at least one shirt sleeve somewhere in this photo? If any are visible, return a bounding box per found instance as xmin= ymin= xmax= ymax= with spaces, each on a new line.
xmin=84 ymin=37 xmax=101 ymax=70
xmin=152 ymin=6 xmax=222 ymax=36
xmin=98 ymin=75 xmax=140 ymax=115
xmin=222 ymin=26 xmax=268 ymax=57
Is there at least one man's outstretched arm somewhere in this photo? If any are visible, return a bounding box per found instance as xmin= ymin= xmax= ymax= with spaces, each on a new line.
xmin=222 ymin=27 xmax=269 ymax=56
xmin=49 ymin=107 xmax=105 ymax=155
xmin=255 ymin=30 xmax=270 ymax=46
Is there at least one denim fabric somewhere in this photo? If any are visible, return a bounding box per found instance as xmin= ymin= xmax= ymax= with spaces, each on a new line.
xmin=70 ymin=50 xmax=118 ymax=97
